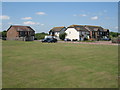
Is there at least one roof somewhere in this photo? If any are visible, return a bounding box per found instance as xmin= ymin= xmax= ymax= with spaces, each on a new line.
xmin=68 ymin=25 xmax=88 ymax=31
xmin=50 ymin=27 xmax=66 ymax=32
xmin=67 ymin=25 xmax=108 ymax=32
xmin=103 ymin=29 xmax=109 ymax=31
xmin=85 ymin=25 xmax=104 ymax=31
xmin=7 ymin=25 xmax=35 ymax=32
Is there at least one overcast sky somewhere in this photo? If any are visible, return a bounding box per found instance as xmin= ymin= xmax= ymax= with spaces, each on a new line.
xmin=1 ymin=2 xmax=118 ymax=33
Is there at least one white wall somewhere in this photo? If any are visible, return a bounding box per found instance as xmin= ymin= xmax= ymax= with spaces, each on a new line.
xmin=55 ymin=32 xmax=60 ymax=37
xmin=65 ymin=28 xmax=79 ymax=40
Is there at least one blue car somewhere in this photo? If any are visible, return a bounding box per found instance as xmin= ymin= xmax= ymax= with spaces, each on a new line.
xmin=101 ymin=38 xmax=111 ymax=41
xmin=42 ymin=38 xmax=57 ymax=43
xmin=64 ymin=38 xmax=71 ymax=41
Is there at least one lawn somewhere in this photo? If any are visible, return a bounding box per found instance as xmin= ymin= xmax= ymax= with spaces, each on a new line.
xmin=2 ymin=41 xmax=118 ymax=88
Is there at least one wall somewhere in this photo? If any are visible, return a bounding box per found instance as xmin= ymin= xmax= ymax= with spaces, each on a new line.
xmin=7 ymin=27 xmax=19 ymax=40
xmin=55 ymin=32 xmax=60 ymax=37
xmin=65 ymin=28 xmax=79 ymax=40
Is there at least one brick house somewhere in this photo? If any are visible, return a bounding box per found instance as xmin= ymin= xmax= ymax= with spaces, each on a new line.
xmin=7 ymin=25 xmax=35 ymax=41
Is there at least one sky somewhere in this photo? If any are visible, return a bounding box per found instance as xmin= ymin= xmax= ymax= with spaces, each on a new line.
xmin=2 ymin=0 xmax=120 ymax=2
xmin=1 ymin=2 xmax=118 ymax=33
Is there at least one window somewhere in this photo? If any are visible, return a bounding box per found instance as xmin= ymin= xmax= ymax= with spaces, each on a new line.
xmin=20 ymin=31 xmax=25 ymax=36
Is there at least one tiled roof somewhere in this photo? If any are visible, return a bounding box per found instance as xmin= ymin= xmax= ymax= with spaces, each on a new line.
xmin=68 ymin=25 xmax=88 ymax=31
xmin=103 ymin=29 xmax=109 ymax=31
xmin=85 ymin=25 xmax=104 ymax=31
xmin=50 ymin=27 xmax=66 ymax=32
xmin=68 ymin=25 xmax=108 ymax=32
xmin=8 ymin=25 xmax=35 ymax=32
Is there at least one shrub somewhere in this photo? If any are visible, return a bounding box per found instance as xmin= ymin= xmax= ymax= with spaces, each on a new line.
xmin=2 ymin=30 xmax=7 ymax=40
xmin=35 ymin=32 xmax=48 ymax=40
xmin=59 ymin=33 xmax=67 ymax=40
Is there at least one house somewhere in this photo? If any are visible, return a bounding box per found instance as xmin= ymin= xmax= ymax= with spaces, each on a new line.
xmin=49 ymin=26 xmax=66 ymax=40
xmin=7 ymin=25 xmax=35 ymax=41
xmin=65 ymin=25 xmax=89 ymax=41
xmin=65 ymin=25 xmax=109 ymax=41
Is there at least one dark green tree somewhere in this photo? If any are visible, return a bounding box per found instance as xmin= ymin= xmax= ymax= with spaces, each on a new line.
xmin=35 ymin=32 xmax=48 ymax=40
xmin=2 ymin=30 xmax=7 ymax=40
xmin=109 ymin=32 xmax=120 ymax=38
xmin=59 ymin=33 xmax=67 ymax=40
xmin=2 ymin=30 xmax=7 ymax=37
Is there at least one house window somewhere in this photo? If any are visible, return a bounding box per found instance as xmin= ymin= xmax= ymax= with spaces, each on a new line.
xmin=20 ymin=31 xmax=25 ymax=36
xmin=100 ymin=32 xmax=102 ymax=34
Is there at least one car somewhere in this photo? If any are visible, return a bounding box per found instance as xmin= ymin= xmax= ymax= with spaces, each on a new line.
xmin=112 ymin=37 xmax=120 ymax=43
xmin=101 ymin=38 xmax=111 ymax=41
xmin=72 ymin=39 xmax=78 ymax=41
xmin=64 ymin=38 xmax=71 ymax=41
xmin=41 ymin=38 xmax=57 ymax=43
xmin=47 ymin=38 xmax=57 ymax=43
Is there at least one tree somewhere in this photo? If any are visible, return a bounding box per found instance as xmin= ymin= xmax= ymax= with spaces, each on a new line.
xmin=109 ymin=32 xmax=120 ymax=38
xmin=35 ymin=32 xmax=48 ymax=40
xmin=2 ymin=30 xmax=7 ymax=40
xmin=59 ymin=33 xmax=67 ymax=40
xmin=2 ymin=30 xmax=7 ymax=37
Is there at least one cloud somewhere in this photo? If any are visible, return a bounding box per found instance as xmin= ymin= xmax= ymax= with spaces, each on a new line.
xmin=8 ymin=22 xmax=13 ymax=24
xmin=23 ymin=21 xmax=42 ymax=25
xmin=73 ymin=14 xmax=87 ymax=17
xmin=80 ymin=14 xmax=87 ymax=17
xmin=23 ymin=21 xmax=36 ymax=25
xmin=115 ymin=26 xmax=118 ymax=29
xmin=36 ymin=12 xmax=46 ymax=15
xmin=73 ymin=14 xmax=77 ymax=16
xmin=21 ymin=17 xmax=32 ymax=20
xmin=103 ymin=10 xmax=107 ymax=13
xmin=14 ymin=24 xmax=21 ymax=25
xmin=0 ymin=15 xmax=10 ymax=20
xmin=91 ymin=16 xmax=98 ymax=20
xmin=105 ymin=17 xmax=110 ymax=20
xmin=98 ymin=12 xmax=103 ymax=16
xmin=41 ymin=24 xmax=44 ymax=26
xmin=80 ymin=10 xmax=85 ymax=12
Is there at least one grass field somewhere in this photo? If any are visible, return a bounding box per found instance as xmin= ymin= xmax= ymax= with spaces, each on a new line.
xmin=2 ymin=41 xmax=118 ymax=88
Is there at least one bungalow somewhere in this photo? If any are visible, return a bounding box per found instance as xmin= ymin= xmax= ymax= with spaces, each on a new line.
xmin=7 ymin=25 xmax=35 ymax=41
xmin=65 ymin=25 xmax=109 ymax=41
xmin=49 ymin=26 xmax=66 ymax=40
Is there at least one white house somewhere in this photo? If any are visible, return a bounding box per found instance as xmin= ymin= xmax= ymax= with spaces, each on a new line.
xmin=49 ymin=25 xmax=109 ymax=41
xmin=65 ymin=25 xmax=109 ymax=41
xmin=65 ymin=25 xmax=90 ymax=41
xmin=49 ymin=26 xmax=66 ymax=40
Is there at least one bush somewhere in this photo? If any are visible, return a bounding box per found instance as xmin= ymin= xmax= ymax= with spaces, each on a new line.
xmin=110 ymin=32 xmax=120 ymax=38
xmin=59 ymin=33 xmax=67 ymax=40
xmin=35 ymin=32 xmax=48 ymax=40
xmin=2 ymin=30 xmax=7 ymax=40
xmin=84 ymin=38 xmax=88 ymax=41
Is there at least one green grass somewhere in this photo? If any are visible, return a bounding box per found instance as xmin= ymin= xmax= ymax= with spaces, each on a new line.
xmin=2 ymin=41 xmax=118 ymax=88
xmin=0 ymin=40 xmax=2 ymax=89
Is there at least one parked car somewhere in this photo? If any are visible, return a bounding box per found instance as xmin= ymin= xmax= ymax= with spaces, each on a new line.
xmin=101 ymin=38 xmax=111 ymax=41
xmin=41 ymin=38 xmax=57 ymax=43
xmin=112 ymin=37 xmax=120 ymax=43
xmin=72 ymin=39 xmax=78 ymax=41
xmin=64 ymin=38 xmax=71 ymax=41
